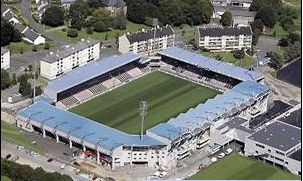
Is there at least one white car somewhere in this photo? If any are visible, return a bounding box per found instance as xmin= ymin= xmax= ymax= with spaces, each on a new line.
xmin=211 ymin=157 xmax=218 ymax=163
xmin=218 ymin=153 xmax=225 ymax=159
xmin=60 ymin=164 xmax=66 ymax=169
xmin=225 ymin=148 xmax=233 ymax=155
xmin=159 ymin=171 xmax=167 ymax=178
xmin=152 ymin=171 xmax=160 ymax=178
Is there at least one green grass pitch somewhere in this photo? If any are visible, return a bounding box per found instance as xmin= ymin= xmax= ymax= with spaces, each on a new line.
xmin=188 ymin=153 xmax=300 ymax=180
xmin=70 ymin=71 xmax=220 ymax=134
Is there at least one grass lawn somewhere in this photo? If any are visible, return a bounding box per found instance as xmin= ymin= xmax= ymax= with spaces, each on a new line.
xmin=273 ymin=23 xmax=289 ymax=37
xmin=1 ymin=121 xmax=45 ymax=154
xmin=189 ymin=153 xmax=300 ymax=180
xmin=70 ymin=71 xmax=220 ymax=134
xmin=200 ymin=51 xmax=254 ymax=68
xmin=47 ymin=21 xmax=150 ymax=43
xmin=8 ymin=40 xmax=57 ymax=54
xmin=1 ymin=176 xmax=12 ymax=181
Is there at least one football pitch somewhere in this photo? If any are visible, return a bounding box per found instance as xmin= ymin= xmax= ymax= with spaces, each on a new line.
xmin=70 ymin=71 xmax=220 ymax=134
xmin=188 ymin=154 xmax=300 ymax=180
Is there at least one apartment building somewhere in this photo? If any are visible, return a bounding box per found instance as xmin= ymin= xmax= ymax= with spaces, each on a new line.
xmin=195 ymin=24 xmax=252 ymax=52
xmin=1 ymin=48 xmax=10 ymax=70
xmin=118 ymin=25 xmax=175 ymax=57
xmin=40 ymin=39 xmax=100 ymax=80
xmin=244 ymin=121 xmax=301 ymax=175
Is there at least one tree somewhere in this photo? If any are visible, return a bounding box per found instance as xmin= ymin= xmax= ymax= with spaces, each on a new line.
xmin=1 ymin=17 xmax=22 ymax=46
xmin=86 ymin=27 xmax=93 ymax=34
xmin=32 ymin=45 xmax=38 ymax=52
xmin=1 ymin=69 xmax=11 ymax=90
xmin=127 ymin=0 xmax=146 ymax=24
xmin=250 ymin=0 xmax=282 ymax=11
xmin=285 ymin=41 xmax=301 ymax=60
xmin=114 ymin=12 xmax=127 ymax=30
xmin=287 ymin=32 xmax=301 ymax=44
xmin=68 ymin=0 xmax=90 ymax=30
xmin=89 ymin=8 xmax=114 ymax=32
xmin=278 ymin=37 xmax=289 ymax=47
xmin=232 ymin=49 xmax=245 ymax=59
xmin=11 ymin=73 xmax=17 ymax=85
xmin=18 ymin=75 xmax=32 ymax=97
xmin=220 ymin=11 xmax=233 ymax=26
xmin=67 ymin=29 xmax=78 ymax=37
xmin=255 ymin=6 xmax=278 ymax=28
xmin=269 ymin=51 xmax=283 ymax=69
xmin=42 ymin=6 xmax=65 ymax=27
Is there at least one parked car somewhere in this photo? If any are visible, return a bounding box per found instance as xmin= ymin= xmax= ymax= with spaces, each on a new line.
xmin=47 ymin=158 xmax=54 ymax=162
xmin=225 ymin=148 xmax=233 ymax=155
xmin=159 ymin=171 xmax=167 ymax=178
xmin=152 ymin=171 xmax=160 ymax=179
xmin=211 ymin=157 xmax=218 ymax=163
xmin=5 ymin=154 xmax=11 ymax=159
xmin=218 ymin=153 xmax=225 ymax=159
xmin=60 ymin=164 xmax=65 ymax=169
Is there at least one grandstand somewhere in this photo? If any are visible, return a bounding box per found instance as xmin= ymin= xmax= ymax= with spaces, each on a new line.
xmin=158 ymin=47 xmax=264 ymax=90
xmin=45 ymin=53 xmax=150 ymax=108
xmin=16 ymin=47 xmax=271 ymax=170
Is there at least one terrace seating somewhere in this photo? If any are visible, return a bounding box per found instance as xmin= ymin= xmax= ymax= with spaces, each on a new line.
xmin=89 ymin=83 xmax=108 ymax=95
xmin=74 ymin=89 xmax=94 ymax=101
xmin=60 ymin=96 xmax=79 ymax=107
xmin=140 ymin=66 xmax=151 ymax=73
xmin=102 ymin=77 xmax=121 ymax=89
xmin=116 ymin=72 xmax=132 ymax=82
xmin=127 ymin=67 xmax=143 ymax=78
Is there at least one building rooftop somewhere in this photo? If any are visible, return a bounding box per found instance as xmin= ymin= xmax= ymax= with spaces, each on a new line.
xmin=158 ymin=47 xmax=264 ymax=82
xmin=41 ymin=40 xmax=100 ymax=63
xmin=198 ymin=24 xmax=252 ymax=37
xmin=23 ymin=28 xmax=40 ymax=41
xmin=289 ymin=149 xmax=301 ymax=161
xmin=236 ymin=126 xmax=254 ymax=134
xmin=125 ymin=25 xmax=174 ymax=44
xmin=103 ymin=0 xmax=126 ymax=7
xmin=60 ymin=0 xmax=75 ymax=4
xmin=214 ymin=6 xmax=256 ymax=17
xmin=1 ymin=5 xmax=10 ymax=15
xmin=14 ymin=23 xmax=27 ymax=33
xmin=18 ymin=101 xmax=165 ymax=153
xmin=248 ymin=121 xmax=301 ymax=152
xmin=1 ymin=47 xmax=9 ymax=55
xmin=148 ymin=81 xmax=269 ymax=141
xmin=217 ymin=117 xmax=248 ymax=130
xmin=278 ymin=109 xmax=301 ymax=128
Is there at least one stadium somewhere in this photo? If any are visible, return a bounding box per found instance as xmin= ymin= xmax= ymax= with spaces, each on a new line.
xmin=15 ymin=47 xmax=271 ymax=170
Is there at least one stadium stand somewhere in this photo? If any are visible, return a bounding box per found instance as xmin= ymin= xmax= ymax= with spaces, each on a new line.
xmin=45 ymin=53 xmax=151 ymax=108
xmin=158 ymin=47 xmax=264 ymax=90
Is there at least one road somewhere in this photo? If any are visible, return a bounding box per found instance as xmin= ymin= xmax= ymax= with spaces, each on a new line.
xmin=14 ymin=0 xmax=67 ymax=46
xmin=1 ymin=140 xmax=90 ymax=181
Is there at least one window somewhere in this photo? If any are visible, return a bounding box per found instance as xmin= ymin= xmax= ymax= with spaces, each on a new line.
xmin=256 ymin=143 xmax=265 ymax=149
xmin=255 ymin=151 xmax=259 ymax=154
xmin=276 ymin=151 xmax=284 ymax=155
xmin=268 ymin=149 xmax=271 ymax=152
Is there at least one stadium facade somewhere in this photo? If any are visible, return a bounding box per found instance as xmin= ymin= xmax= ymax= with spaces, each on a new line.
xmin=16 ymin=47 xmax=273 ymax=170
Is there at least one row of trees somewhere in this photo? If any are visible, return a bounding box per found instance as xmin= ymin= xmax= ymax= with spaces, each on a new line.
xmin=1 ymin=69 xmax=41 ymax=97
xmin=1 ymin=159 xmax=73 ymax=181
xmin=1 ymin=17 xmax=22 ymax=46
xmin=41 ymin=1 xmax=127 ymax=33
xmin=126 ymin=0 xmax=214 ymax=26
xmin=250 ymin=0 xmax=299 ymax=45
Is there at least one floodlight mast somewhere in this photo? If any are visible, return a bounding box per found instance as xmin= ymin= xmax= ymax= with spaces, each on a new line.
xmin=139 ymin=101 xmax=148 ymax=142
xmin=152 ymin=18 xmax=158 ymax=55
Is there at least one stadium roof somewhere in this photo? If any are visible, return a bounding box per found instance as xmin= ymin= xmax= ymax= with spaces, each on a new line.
xmin=45 ymin=53 xmax=141 ymax=97
xmin=158 ymin=47 xmax=264 ymax=82
xmin=248 ymin=121 xmax=301 ymax=152
xmin=18 ymin=101 xmax=165 ymax=152
xmin=147 ymin=80 xmax=269 ymax=141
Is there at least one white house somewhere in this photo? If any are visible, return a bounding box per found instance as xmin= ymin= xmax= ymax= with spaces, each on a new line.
xmin=40 ymin=39 xmax=100 ymax=80
xmin=118 ymin=25 xmax=175 ymax=57
xmin=14 ymin=23 xmax=46 ymax=45
xmin=1 ymin=48 xmax=10 ymax=70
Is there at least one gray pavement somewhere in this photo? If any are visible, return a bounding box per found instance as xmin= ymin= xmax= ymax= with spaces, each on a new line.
xmin=1 ymin=140 xmax=90 ymax=181
xmin=255 ymin=35 xmax=280 ymax=59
